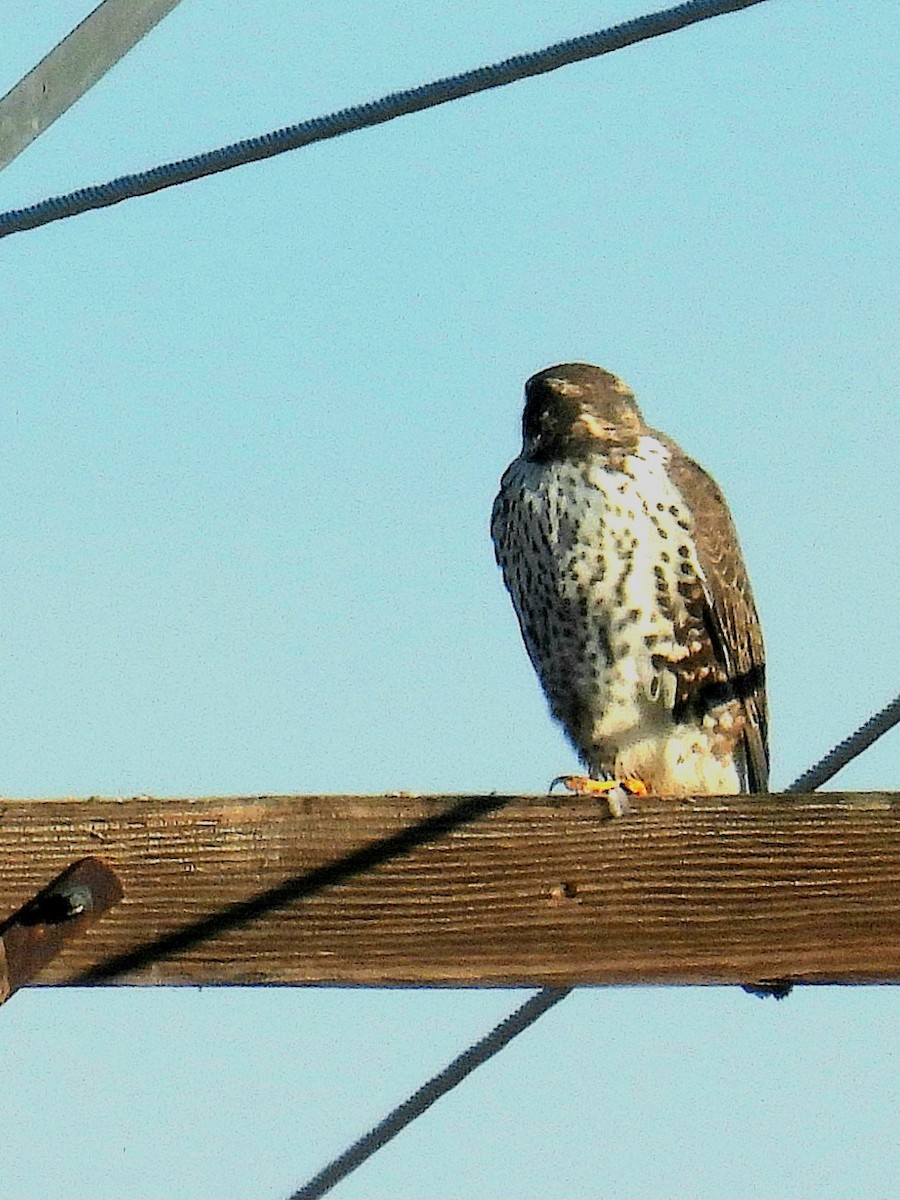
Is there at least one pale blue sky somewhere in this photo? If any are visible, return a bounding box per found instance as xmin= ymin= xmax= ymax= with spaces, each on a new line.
xmin=1 ymin=2 xmax=897 ymax=1197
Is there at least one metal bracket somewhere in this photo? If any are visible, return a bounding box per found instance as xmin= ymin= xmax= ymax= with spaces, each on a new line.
xmin=0 ymin=857 xmax=124 ymax=1003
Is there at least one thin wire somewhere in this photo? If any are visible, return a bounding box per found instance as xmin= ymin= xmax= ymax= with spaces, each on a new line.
xmin=287 ymin=987 xmax=572 ymax=1200
xmin=0 ymin=0 xmax=773 ymax=241
xmin=786 ymin=691 xmax=900 ymax=793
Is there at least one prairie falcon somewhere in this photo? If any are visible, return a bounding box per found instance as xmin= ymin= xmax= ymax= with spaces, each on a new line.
xmin=491 ymin=363 xmax=768 ymax=799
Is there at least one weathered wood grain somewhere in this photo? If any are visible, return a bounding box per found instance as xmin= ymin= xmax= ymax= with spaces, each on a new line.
xmin=0 ymin=792 xmax=897 ymax=987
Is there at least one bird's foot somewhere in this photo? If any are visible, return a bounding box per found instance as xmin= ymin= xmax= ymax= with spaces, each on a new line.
xmin=550 ymin=775 xmax=650 ymax=797
xmin=550 ymin=775 xmax=649 ymax=818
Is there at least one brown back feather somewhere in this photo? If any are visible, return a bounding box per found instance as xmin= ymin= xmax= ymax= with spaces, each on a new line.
xmin=655 ymin=433 xmax=769 ymax=792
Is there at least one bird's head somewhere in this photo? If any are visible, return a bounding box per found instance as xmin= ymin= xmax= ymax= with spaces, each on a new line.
xmin=521 ymin=363 xmax=644 ymax=461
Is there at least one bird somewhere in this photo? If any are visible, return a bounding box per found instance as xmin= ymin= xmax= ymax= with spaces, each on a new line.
xmin=491 ymin=362 xmax=768 ymax=807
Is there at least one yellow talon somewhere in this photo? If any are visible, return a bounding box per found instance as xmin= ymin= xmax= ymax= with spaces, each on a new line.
xmin=619 ymin=777 xmax=650 ymax=797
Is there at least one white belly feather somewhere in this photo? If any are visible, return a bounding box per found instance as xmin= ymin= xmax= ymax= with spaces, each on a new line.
xmin=494 ymin=435 xmax=745 ymax=796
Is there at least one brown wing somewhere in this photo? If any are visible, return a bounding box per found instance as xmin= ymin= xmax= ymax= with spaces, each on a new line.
xmin=657 ymin=434 xmax=769 ymax=793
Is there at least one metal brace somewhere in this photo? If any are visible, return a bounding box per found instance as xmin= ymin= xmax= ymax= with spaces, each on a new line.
xmin=0 ymin=857 xmax=124 ymax=1003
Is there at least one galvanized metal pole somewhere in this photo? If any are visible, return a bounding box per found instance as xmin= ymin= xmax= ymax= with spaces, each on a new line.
xmin=0 ymin=0 xmax=185 ymax=172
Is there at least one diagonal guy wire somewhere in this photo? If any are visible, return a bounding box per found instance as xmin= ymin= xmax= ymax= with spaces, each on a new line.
xmin=287 ymin=986 xmax=572 ymax=1200
xmin=786 ymin=692 xmax=900 ymax=794
xmin=0 ymin=0 xmax=773 ymax=240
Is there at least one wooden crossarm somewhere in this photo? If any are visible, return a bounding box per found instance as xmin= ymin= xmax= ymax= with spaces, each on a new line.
xmin=0 ymin=791 xmax=897 ymax=987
